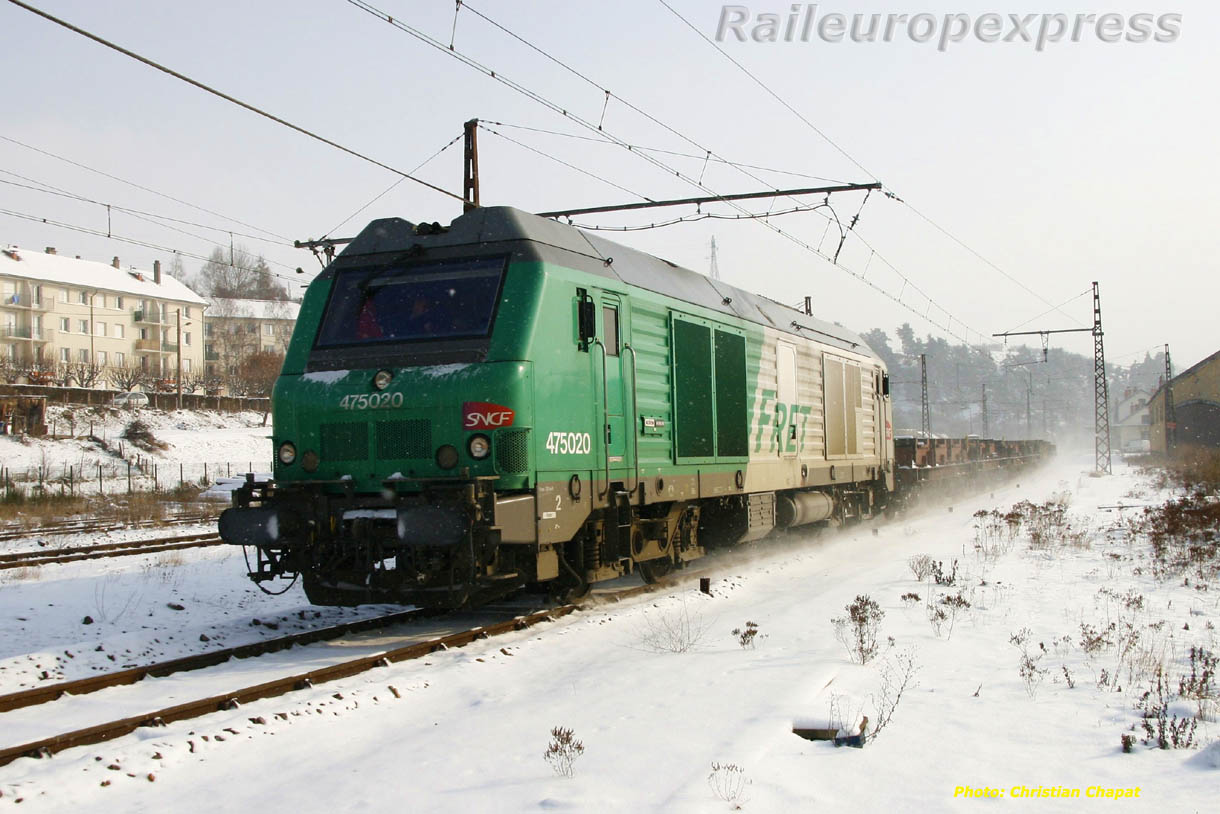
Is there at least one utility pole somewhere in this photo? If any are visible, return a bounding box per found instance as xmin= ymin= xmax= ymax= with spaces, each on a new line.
xmin=920 ymin=353 xmax=931 ymax=442
xmin=176 ymin=308 xmax=183 ymax=410
xmin=708 ymin=236 xmax=721 ymax=281
xmin=1164 ymin=343 xmax=1176 ymax=455
xmin=981 ymin=383 xmax=989 ymax=437
xmin=463 ymin=118 xmax=480 ymax=212
xmin=993 ymin=280 xmax=1111 ymax=473
xmin=1091 ymin=282 xmax=1111 ymax=473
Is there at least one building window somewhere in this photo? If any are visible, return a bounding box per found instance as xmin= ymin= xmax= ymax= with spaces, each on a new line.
xmin=33 ymin=285 xmax=42 ymax=306
xmin=246 ymin=324 xmax=257 ymax=334
xmin=97 ymin=351 xmax=107 ymax=366
xmin=59 ymin=347 xmax=70 ymax=363
xmin=114 ymin=352 xmax=125 ymax=367
xmin=113 ymin=324 xmax=124 ymax=339
xmin=78 ymin=348 xmax=89 ymax=363
xmin=265 ymin=324 xmax=274 ymax=336
xmin=77 ymin=319 xmax=89 ymax=334
xmin=183 ymin=358 xmax=191 ymax=373
xmin=140 ymin=327 xmax=149 ymax=340
xmin=96 ymin=294 xmax=106 ymax=309
xmin=95 ymin=321 xmax=107 ymax=336
xmin=263 ymin=345 xmax=275 ymax=353
xmin=115 ymin=296 xmax=124 ymax=309
xmin=58 ymin=288 xmax=69 ymax=304
xmin=184 ymin=331 xmax=192 ymax=345
xmin=184 ymin=306 xmax=192 ymax=318
xmin=204 ymin=323 xmax=213 ymax=336
xmin=78 ymin=291 xmax=89 ymax=305
xmin=60 ymin=317 xmax=70 ymax=332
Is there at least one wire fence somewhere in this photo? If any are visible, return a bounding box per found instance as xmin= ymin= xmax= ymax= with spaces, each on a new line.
xmin=1 ymin=459 xmax=272 ymax=500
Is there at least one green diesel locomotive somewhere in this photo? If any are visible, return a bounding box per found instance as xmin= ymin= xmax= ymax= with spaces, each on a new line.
xmin=219 ymin=206 xmax=894 ymax=607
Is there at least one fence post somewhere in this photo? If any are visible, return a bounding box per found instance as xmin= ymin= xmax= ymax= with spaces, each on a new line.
xmin=127 ymin=461 xmax=132 ymax=494
xmin=69 ymin=465 xmax=74 ymax=496
xmin=204 ymin=462 xmax=208 ymax=485
xmin=97 ymin=462 xmax=102 ymax=495
xmin=180 ymin=463 xmax=184 ymax=489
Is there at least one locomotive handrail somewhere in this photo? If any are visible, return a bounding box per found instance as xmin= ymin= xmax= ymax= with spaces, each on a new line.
xmin=624 ymin=343 xmax=641 ymax=496
xmin=592 ymin=337 xmax=611 ymax=500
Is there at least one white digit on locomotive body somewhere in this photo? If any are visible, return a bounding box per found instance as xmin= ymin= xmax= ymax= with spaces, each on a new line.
xmin=339 ymin=392 xmax=404 ymax=410
xmin=545 ymin=431 xmax=591 ymax=455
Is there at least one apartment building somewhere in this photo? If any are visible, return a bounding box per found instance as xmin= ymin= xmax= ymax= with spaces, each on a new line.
xmin=1 ymin=245 xmax=206 ymax=384
xmin=203 ymin=297 xmax=299 ymax=381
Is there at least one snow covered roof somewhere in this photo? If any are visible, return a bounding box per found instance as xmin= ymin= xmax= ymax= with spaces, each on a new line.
xmin=207 ymin=297 xmax=300 ymax=321
xmin=0 ymin=245 xmax=206 ymax=305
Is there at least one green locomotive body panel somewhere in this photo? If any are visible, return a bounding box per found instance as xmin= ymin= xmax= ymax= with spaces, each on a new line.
xmin=221 ymin=206 xmax=895 ymax=606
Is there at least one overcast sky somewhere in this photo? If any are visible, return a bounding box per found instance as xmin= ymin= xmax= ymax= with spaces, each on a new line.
xmin=1 ymin=0 xmax=1215 ymax=370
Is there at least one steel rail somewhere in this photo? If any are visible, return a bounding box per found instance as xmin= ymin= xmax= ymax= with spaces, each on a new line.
xmin=0 ymin=605 xmax=579 ymax=767
xmin=0 ymin=608 xmax=425 ymax=714
xmin=0 ymin=532 xmax=224 ymax=570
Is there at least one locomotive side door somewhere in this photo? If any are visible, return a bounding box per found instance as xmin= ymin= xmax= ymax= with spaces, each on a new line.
xmin=599 ymin=294 xmax=629 ymax=474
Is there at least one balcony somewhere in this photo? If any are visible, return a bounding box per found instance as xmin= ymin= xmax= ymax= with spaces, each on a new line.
xmin=133 ymin=310 xmax=164 ymax=325
xmin=161 ymin=342 xmax=179 ymax=354
xmin=134 ymin=338 xmax=168 ymax=353
xmin=204 ymin=349 xmax=220 ymax=361
xmin=2 ymin=326 xmax=53 ymax=342
xmin=0 ymin=294 xmax=50 ymax=311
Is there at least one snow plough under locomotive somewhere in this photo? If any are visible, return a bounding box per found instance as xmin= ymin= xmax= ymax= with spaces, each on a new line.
xmin=219 ymin=206 xmax=1051 ymax=607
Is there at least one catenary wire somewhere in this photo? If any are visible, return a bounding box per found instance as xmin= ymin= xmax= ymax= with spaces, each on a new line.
xmin=654 ymin=0 xmax=1086 ymax=329
xmin=345 ymin=0 xmax=977 ymax=343
xmin=0 ymin=133 xmax=289 ymax=242
xmin=6 ymin=0 xmax=466 ymax=205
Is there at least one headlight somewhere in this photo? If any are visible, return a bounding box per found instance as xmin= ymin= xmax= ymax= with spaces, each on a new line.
xmin=372 ymin=369 xmax=393 ymax=390
xmin=468 ymin=434 xmax=490 ymax=459
xmin=301 ymin=450 xmax=319 ymax=472
xmin=278 ymin=442 xmax=297 ymax=465
xmin=435 ymin=444 xmax=459 ymax=470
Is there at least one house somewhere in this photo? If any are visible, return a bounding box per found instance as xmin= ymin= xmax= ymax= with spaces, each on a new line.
xmin=0 ymin=245 xmax=206 ymax=387
xmin=1148 ymin=348 xmax=1220 ymax=453
xmin=203 ymin=297 xmax=299 ymax=389
xmin=1113 ymin=387 xmax=1151 ymax=452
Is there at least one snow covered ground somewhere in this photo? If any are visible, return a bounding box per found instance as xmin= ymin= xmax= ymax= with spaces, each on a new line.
xmin=0 ymin=455 xmax=1216 ymax=811
xmin=0 ymin=405 xmax=273 ymax=494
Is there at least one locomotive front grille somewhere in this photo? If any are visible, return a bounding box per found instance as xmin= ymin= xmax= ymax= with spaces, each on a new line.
xmin=320 ymin=422 xmax=370 ymax=461
xmin=376 ymin=419 xmax=432 ymax=459
xmin=495 ymin=429 xmax=530 ymax=473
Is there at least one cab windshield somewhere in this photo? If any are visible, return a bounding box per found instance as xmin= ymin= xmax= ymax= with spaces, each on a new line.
xmin=314 ymin=257 xmax=506 ymax=348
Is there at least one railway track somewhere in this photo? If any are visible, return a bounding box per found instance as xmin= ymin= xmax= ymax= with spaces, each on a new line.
xmin=0 ymin=531 xmax=223 ymax=570
xmin=0 ymin=577 xmax=668 ymax=768
xmin=0 ymin=510 xmax=220 ymax=543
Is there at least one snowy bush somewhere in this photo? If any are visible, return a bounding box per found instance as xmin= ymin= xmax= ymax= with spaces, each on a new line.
xmin=1138 ymin=668 xmax=1198 ymax=749
xmin=832 ymin=595 xmax=885 ymax=664
xmin=907 ymin=554 xmax=933 ymax=581
xmin=543 ymin=726 xmax=585 ymax=777
xmin=732 ymin=621 xmax=763 ymax=649
xmin=637 ymin=596 xmax=708 ymax=654
xmin=707 ymin=762 xmax=750 ymax=807
xmin=869 ymin=647 xmax=920 ymax=741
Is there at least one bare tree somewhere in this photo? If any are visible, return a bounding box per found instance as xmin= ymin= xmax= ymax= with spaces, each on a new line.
xmin=50 ymin=362 xmax=75 ymax=387
xmin=108 ymin=360 xmax=148 ymax=392
xmin=0 ymin=356 xmax=21 ymax=384
xmin=195 ymin=245 xmax=289 ymax=300
xmin=71 ymin=362 xmax=104 ymax=389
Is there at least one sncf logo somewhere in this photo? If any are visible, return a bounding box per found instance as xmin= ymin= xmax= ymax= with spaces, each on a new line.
xmin=463 ymin=401 xmax=515 ymax=429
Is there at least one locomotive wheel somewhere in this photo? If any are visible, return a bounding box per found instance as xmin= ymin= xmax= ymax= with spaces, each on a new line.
xmin=303 ymin=573 xmax=365 ymax=607
xmin=548 ymin=578 xmax=591 ymax=605
xmin=637 ymin=557 xmax=675 ymax=584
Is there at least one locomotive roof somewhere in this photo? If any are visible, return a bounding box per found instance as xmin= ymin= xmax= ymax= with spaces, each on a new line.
xmin=339 ymin=206 xmax=877 ymax=359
